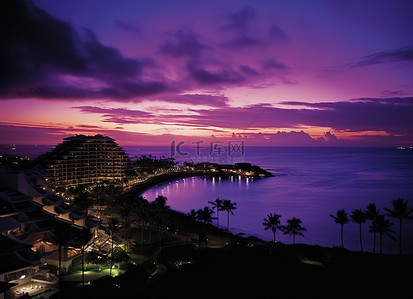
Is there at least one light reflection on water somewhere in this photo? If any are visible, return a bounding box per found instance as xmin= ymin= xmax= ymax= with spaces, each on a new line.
xmin=141 ymin=147 xmax=413 ymax=253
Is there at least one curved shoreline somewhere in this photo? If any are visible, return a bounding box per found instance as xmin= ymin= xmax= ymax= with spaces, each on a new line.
xmin=128 ymin=171 xmax=239 ymax=195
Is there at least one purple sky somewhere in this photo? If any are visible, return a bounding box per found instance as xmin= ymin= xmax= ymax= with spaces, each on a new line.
xmin=1 ymin=0 xmax=412 ymax=146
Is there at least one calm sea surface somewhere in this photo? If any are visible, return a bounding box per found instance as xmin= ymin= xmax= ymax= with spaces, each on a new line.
xmin=2 ymin=145 xmax=413 ymax=253
xmin=139 ymin=146 xmax=413 ymax=253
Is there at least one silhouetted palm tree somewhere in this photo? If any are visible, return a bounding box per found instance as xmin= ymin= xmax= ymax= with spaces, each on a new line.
xmin=122 ymin=195 xmax=148 ymax=251
xmin=365 ymin=203 xmax=379 ymax=253
xmin=154 ymin=195 xmax=168 ymax=209
xmin=49 ymin=225 xmax=73 ymax=299
xmin=74 ymin=229 xmax=93 ymax=287
xmin=262 ymin=213 xmax=282 ymax=242
xmin=350 ymin=209 xmax=366 ymax=252
xmin=283 ymin=217 xmax=306 ymax=244
xmin=188 ymin=209 xmax=198 ymax=220
xmin=196 ymin=207 xmax=214 ymax=246
xmin=108 ymin=218 xmax=119 ymax=276
xmin=330 ymin=209 xmax=349 ymax=248
xmin=220 ymin=200 xmax=237 ymax=233
xmin=153 ymin=195 xmax=168 ymax=248
xmin=208 ymin=198 xmax=223 ymax=229
xmin=384 ymin=198 xmax=413 ymax=254
xmin=118 ymin=199 xmax=133 ymax=252
xmin=196 ymin=207 xmax=214 ymax=225
xmin=73 ymin=192 xmax=93 ymax=211
xmin=369 ymin=214 xmax=395 ymax=254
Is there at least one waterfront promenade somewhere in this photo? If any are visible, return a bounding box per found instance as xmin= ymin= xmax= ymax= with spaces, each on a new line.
xmin=128 ymin=170 xmax=233 ymax=195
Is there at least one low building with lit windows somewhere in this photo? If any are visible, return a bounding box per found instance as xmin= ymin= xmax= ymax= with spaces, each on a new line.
xmin=0 ymin=167 xmax=100 ymax=298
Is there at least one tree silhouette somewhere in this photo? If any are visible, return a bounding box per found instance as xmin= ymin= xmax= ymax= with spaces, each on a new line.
xmin=135 ymin=196 xmax=150 ymax=252
xmin=117 ymin=197 xmax=134 ymax=252
xmin=49 ymin=225 xmax=74 ymax=299
xmin=369 ymin=215 xmax=395 ymax=254
xmin=73 ymin=191 xmax=93 ymax=211
xmin=119 ymin=194 xmax=148 ymax=251
xmin=153 ymin=195 xmax=168 ymax=248
xmin=350 ymin=209 xmax=366 ymax=252
xmin=188 ymin=209 xmax=198 ymax=220
xmin=154 ymin=195 xmax=168 ymax=209
xmin=74 ymin=229 xmax=93 ymax=287
xmin=208 ymin=198 xmax=223 ymax=229
xmin=220 ymin=200 xmax=237 ymax=233
xmin=112 ymin=246 xmax=130 ymax=268
xmin=262 ymin=213 xmax=282 ymax=242
xmin=283 ymin=217 xmax=306 ymax=244
xmin=365 ymin=203 xmax=379 ymax=253
xmin=196 ymin=207 xmax=214 ymax=246
xmin=330 ymin=209 xmax=349 ymax=248
xmin=196 ymin=207 xmax=214 ymax=225
xmin=384 ymin=198 xmax=413 ymax=254
xmin=108 ymin=218 xmax=119 ymax=276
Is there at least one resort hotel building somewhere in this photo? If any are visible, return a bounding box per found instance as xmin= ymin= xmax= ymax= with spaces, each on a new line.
xmin=33 ymin=134 xmax=130 ymax=187
xmin=0 ymin=167 xmax=100 ymax=298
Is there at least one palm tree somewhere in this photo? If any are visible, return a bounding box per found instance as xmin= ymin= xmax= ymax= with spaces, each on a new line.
xmin=74 ymin=229 xmax=93 ymax=287
xmin=350 ymin=209 xmax=366 ymax=252
xmin=283 ymin=217 xmax=306 ymax=244
xmin=330 ymin=209 xmax=349 ymax=248
xmin=384 ymin=198 xmax=413 ymax=254
xmin=365 ymin=203 xmax=380 ymax=253
xmin=369 ymin=215 xmax=395 ymax=254
xmin=153 ymin=195 xmax=168 ymax=248
xmin=118 ymin=199 xmax=133 ymax=252
xmin=124 ymin=195 xmax=148 ymax=252
xmin=196 ymin=207 xmax=214 ymax=225
xmin=196 ymin=207 xmax=214 ymax=246
xmin=49 ymin=225 xmax=73 ymax=299
xmin=208 ymin=198 xmax=223 ymax=229
xmin=154 ymin=195 xmax=168 ymax=209
xmin=188 ymin=209 xmax=198 ymax=220
xmin=73 ymin=192 xmax=93 ymax=211
xmin=262 ymin=213 xmax=282 ymax=242
xmin=219 ymin=200 xmax=237 ymax=233
xmin=108 ymin=218 xmax=119 ymax=277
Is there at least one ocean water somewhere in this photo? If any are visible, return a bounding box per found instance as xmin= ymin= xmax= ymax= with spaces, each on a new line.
xmin=2 ymin=144 xmax=413 ymax=253
xmin=139 ymin=146 xmax=413 ymax=253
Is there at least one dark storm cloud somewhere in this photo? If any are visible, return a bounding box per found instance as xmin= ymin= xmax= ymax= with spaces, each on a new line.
xmin=269 ymin=24 xmax=288 ymax=41
xmin=0 ymin=0 xmax=166 ymax=99
xmin=222 ymin=6 xmax=257 ymax=31
xmin=159 ymin=31 xmax=206 ymax=59
xmin=186 ymin=61 xmax=245 ymax=85
xmin=184 ymin=97 xmax=413 ymax=135
xmin=100 ymin=81 xmax=167 ymax=99
xmin=160 ymin=94 xmax=230 ymax=107
xmin=0 ymin=0 xmax=86 ymax=87
xmin=74 ymin=94 xmax=229 ymax=111
xmin=74 ymin=106 xmax=154 ymax=124
xmin=223 ymin=35 xmax=264 ymax=48
xmin=82 ymin=29 xmax=142 ymax=79
xmin=74 ymin=97 xmax=413 ymax=137
xmin=115 ymin=20 xmax=142 ymax=37
xmin=239 ymin=65 xmax=260 ymax=76
xmin=220 ymin=6 xmax=269 ymax=49
xmin=261 ymin=59 xmax=288 ymax=70
xmin=354 ymin=47 xmax=413 ymax=67
xmin=278 ymin=97 xmax=413 ymax=134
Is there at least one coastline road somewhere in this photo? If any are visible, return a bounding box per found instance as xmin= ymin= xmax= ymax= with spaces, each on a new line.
xmin=127 ymin=171 xmax=235 ymax=196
